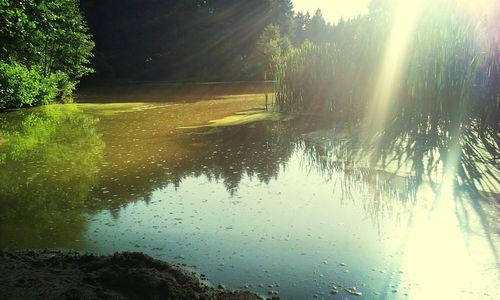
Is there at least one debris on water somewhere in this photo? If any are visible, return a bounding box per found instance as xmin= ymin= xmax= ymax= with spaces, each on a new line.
xmin=339 ymin=262 xmax=346 ymax=266
xmin=330 ymin=286 xmax=339 ymax=294
xmin=344 ymin=287 xmax=362 ymax=296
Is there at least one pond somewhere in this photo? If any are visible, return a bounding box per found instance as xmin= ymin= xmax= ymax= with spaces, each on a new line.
xmin=1 ymin=82 xmax=499 ymax=300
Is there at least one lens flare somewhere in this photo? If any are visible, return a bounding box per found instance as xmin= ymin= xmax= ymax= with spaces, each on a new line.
xmin=364 ymin=0 xmax=423 ymax=138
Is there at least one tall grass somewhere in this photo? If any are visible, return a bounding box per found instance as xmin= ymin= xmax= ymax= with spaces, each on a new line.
xmin=276 ymin=2 xmax=499 ymax=193
xmin=276 ymin=15 xmax=388 ymax=123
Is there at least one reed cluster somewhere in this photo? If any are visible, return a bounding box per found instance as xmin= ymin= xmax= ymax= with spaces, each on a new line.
xmin=276 ymin=1 xmax=499 ymax=192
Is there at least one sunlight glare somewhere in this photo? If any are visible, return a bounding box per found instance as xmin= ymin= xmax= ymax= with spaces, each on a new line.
xmin=293 ymin=0 xmax=370 ymax=23
xmin=400 ymin=180 xmax=499 ymax=299
xmin=364 ymin=0 xmax=423 ymax=138
xmin=363 ymin=0 xmax=497 ymax=144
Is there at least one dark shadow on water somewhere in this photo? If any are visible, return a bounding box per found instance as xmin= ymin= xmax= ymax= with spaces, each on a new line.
xmin=76 ymin=81 xmax=276 ymax=103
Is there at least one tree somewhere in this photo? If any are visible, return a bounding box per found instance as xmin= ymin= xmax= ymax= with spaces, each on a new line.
xmin=293 ymin=12 xmax=311 ymax=45
xmin=306 ymin=9 xmax=330 ymax=43
xmin=0 ymin=0 xmax=93 ymax=108
xmin=38 ymin=0 xmax=94 ymax=80
xmin=80 ymin=0 xmax=299 ymax=81
xmin=252 ymin=24 xmax=291 ymax=80
xmin=0 ymin=0 xmax=93 ymax=79
xmin=269 ymin=0 xmax=295 ymax=36
xmin=0 ymin=1 xmax=38 ymax=65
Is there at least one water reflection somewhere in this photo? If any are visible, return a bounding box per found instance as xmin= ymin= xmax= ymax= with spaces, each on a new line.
xmin=299 ymin=125 xmax=500 ymax=299
xmin=90 ymin=122 xmax=293 ymax=204
xmin=0 ymin=105 xmax=104 ymax=248
xmin=0 ymin=84 xmax=499 ymax=299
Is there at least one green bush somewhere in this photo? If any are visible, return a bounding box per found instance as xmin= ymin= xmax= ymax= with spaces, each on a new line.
xmin=55 ymin=73 xmax=76 ymax=104
xmin=0 ymin=63 xmax=60 ymax=110
xmin=0 ymin=0 xmax=94 ymax=109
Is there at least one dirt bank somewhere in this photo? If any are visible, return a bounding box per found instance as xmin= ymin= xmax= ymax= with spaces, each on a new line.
xmin=0 ymin=250 xmax=270 ymax=300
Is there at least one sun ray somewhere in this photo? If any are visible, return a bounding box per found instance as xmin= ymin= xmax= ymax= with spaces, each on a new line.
xmin=363 ymin=0 xmax=423 ymax=139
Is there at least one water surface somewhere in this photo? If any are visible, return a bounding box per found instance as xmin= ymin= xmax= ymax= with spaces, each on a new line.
xmin=1 ymin=83 xmax=499 ymax=299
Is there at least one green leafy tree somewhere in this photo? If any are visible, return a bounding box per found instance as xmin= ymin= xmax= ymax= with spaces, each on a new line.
xmin=0 ymin=0 xmax=38 ymax=65
xmin=252 ymin=23 xmax=291 ymax=80
xmin=0 ymin=0 xmax=94 ymax=109
xmin=38 ymin=1 xmax=94 ymax=80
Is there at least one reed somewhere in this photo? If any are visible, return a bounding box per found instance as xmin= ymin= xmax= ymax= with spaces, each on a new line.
xmin=276 ymin=2 xmax=499 ymax=192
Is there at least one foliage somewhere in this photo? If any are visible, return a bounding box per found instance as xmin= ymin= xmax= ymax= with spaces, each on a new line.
xmin=305 ymin=9 xmax=332 ymax=44
xmin=0 ymin=0 xmax=337 ymax=83
xmin=248 ymin=24 xmax=292 ymax=79
xmin=276 ymin=1 xmax=500 ymax=192
xmin=0 ymin=0 xmax=94 ymax=78
xmin=0 ymin=63 xmax=60 ymax=109
xmin=276 ymin=13 xmax=386 ymax=118
xmin=276 ymin=42 xmax=338 ymax=113
xmin=80 ymin=0 xmax=334 ymax=81
xmin=0 ymin=0 xmax=94 ymax=109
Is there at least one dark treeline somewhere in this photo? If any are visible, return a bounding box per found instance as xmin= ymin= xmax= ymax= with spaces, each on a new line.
xmin=80 ymin=0 xmax=336 ymax=82
xmin=1 ymin=0 xmax=339 ymax=108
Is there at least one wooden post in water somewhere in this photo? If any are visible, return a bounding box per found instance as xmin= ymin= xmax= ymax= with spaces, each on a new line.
xmin=264 ymin=71 xmax=268 ymax=112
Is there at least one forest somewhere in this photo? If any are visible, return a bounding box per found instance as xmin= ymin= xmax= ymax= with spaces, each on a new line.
xmin=1 ymin=0 xmax=339 ymax=109
xmin=80 ymin=0 xmax=337 ymax=82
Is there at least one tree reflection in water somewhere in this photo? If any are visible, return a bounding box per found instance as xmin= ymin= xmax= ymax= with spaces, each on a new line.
xmin=0 ymin=103 xmax=497 ymax=261
xmin=0 ymin=105 xmax=104 ymax=248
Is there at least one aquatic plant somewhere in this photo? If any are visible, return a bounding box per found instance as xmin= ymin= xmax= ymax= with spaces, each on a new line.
xmin=276 ymin=1 xmax=500 ymax=193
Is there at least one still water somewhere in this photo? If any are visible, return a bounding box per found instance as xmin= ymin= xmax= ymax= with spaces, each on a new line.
xmin=1 ymin=83 xmax=499 ymax=299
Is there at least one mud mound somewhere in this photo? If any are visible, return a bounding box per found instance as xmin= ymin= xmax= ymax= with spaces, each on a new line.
xmin=0 ymin=250 xmax=267 ymax=300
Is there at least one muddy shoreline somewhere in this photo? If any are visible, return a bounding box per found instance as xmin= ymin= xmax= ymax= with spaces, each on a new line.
xmin=0 ymin=250 xmax=271 ymax=300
